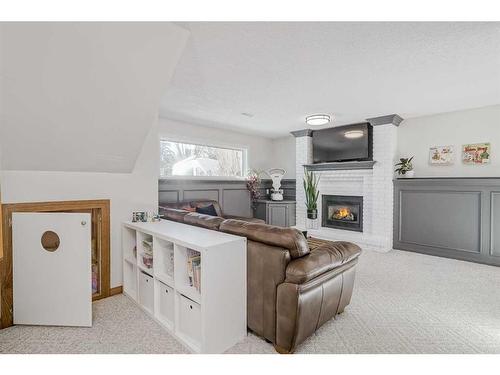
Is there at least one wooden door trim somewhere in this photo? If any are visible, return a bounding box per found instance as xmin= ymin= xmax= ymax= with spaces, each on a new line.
xmin=1 ymin=199 xmax=110 ymax=329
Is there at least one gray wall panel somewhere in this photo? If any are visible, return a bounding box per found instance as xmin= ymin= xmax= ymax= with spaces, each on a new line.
xmin=394 ymin=178 xmax=500 ymax=267
xmin=183 ymin=189 xmax=219 ymax=202
xmin=223 ymin=189 xmax=252 ymax=217
xmin=399 ymin=190 xmax=481 ymax=253
xmin=490 ymin=192 xmax=500 ymax=257
xmin=159 ymin=190 xmax=178 ymax=204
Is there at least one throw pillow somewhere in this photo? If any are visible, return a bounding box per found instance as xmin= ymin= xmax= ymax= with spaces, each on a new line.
xmin=196 ymin=204 xmax=218 ymax=217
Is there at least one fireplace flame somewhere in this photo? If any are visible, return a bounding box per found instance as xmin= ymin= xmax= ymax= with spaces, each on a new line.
xmin=332 ymin=207 xmax=354 ymax=221
xmin=336 ymin=208 xmax=350 ymax=218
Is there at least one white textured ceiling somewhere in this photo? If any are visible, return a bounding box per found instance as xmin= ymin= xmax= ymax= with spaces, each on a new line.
xmin=0 ymin=23 xmax=188 ymax=172
xmin=159 ymin=22 xmax=500 ymax=138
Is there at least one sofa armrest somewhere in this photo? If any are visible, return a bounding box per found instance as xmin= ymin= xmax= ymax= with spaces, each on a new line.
xmin=285 ymin=241 xmax=362 ymax=284
xmin=247 ymin=239 xmax=291 ymax=342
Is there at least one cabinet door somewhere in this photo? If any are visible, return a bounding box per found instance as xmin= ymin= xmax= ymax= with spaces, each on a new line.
xmin=13 ymin=212 xmax=92 ymax=327
xmin=254 ymin=202 xmax=267 ymax=221
xmin=268 ymin=204 xmax=288 ymax=227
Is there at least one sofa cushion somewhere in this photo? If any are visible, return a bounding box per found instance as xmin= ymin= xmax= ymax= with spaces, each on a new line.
xmin=219 ymin=219 xmax=310 ymax=259
xmin=285 ymin=239 xmax=362 ymax=284
xmin=184 ymin=212 xmax=225 ymax=230
xmin=160 ymin=207 xmax=190 ymax=222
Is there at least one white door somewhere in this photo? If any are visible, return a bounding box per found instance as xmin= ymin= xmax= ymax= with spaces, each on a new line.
xmin=13 ymin=212 xmax=92 ymax=327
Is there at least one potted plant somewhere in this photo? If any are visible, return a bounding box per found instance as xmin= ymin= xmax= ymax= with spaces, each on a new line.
xmin=395 ymin=157 xmax=415 ymax=178
xmin=245 ymin=169 xmax=262 ymax=209
xmin=303 ymin=167 xmax=320 ymax=219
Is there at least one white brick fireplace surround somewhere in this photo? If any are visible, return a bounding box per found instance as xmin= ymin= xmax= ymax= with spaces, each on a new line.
xmin=293 ymin=114 xmax=401 ymax=252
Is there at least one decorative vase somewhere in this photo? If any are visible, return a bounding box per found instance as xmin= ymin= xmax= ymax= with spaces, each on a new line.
xmin=404 ymin=170 xmax=415 ymax=178
xmin=307 ymin=209 xmax=318 ymax=219
xmin=306 ymin=209 xmax=319 ymax=230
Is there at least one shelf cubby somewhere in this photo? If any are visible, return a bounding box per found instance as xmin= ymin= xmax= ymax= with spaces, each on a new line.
xmin=176 ymin=292 xmax=202 ymax=349
xmin=153 ymin=237 xmax=174 ymax=287
xmin=123 ymin=260 xmax=137 ymax=302
xmin=137 ymin=232 xmax=154 ymax=272
xmin=154 ymin=279 xmax=175 ymax=330
xmin=122 ymin=226 xmax=137 ymax=264
xmin=174 ymin=244 xmax=201 ymax=304
xmin=138 ymin=270 xmax=154 ymax=314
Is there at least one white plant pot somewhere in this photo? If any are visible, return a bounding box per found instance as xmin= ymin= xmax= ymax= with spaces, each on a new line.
xmin=404 ymin=170 xmax=415 ymax=178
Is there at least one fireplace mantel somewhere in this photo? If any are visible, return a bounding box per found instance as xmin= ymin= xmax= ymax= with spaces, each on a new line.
xmin=303 ymin=160 xmax=376 ymax=171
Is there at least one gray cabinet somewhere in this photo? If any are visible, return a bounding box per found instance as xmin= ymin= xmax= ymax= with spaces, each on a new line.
xmin=254 ymin=200 xmax=296 ymax=227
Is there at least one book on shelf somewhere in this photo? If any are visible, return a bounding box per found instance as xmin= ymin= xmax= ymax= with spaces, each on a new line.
xmin=166 ymin=248 xmax=174 ymax=276
xmin=186 ymin=248 xmax=201 ymax=292
xmin=142 ymin=239 xmax=153 ymax=255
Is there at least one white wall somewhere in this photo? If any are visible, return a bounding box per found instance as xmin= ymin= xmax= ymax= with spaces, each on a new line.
xmin=0 ymin=121 xmax=160 ymax=288
xmin=158 ymin=118 xmax=275 ymax=174
xmin=398 ymin=105 xmax=500 ymax=177
xmin=270 ymin=135 xmax=296 ymax=179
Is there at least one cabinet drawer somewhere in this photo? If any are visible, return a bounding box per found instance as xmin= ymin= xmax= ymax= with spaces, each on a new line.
xmin=138 ymin=271 xmax=154 ymax=313
xmin=178 ymin=294 xmax=201 ymax=345
xmin=157 ymin=281 xmax=174 ymax=326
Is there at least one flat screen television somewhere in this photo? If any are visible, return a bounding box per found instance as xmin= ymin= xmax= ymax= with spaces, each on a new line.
xmin=312 ymin=123 xmax=373 ymax=163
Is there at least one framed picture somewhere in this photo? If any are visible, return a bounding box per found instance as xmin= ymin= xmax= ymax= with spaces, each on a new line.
xmin=429 ymin=145 xmax=454 ymax=165
xmin=462 ymin=143 xmax=491 ymax=165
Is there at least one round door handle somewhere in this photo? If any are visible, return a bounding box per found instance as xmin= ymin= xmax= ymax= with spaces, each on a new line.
xmin=81 ymin=221 xmax=87 ymax=226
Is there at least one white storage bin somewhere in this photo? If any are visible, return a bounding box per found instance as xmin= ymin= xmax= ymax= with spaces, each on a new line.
xmin=157 ymin=281 xmax=175 ymax=326
xmin=178 ymin=294 xmax=202 ymax=346
xmin=138 ymin=271 xmax=154 ymax=313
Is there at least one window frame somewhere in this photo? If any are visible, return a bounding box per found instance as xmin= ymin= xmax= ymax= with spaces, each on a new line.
xmin=159 ymin=138 xmax=249 ymax=180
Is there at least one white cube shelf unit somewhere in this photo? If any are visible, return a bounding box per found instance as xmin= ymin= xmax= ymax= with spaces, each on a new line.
xmin=122 ymin=220 xmax=247 ymax=353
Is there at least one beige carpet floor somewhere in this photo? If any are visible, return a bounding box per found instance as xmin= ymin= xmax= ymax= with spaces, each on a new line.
xmin=1 ymin=248 xmax=500 ymax=354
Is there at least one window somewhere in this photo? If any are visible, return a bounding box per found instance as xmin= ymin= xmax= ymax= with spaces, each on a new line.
xmin=160 ymin=140 xmax=246 ymax=178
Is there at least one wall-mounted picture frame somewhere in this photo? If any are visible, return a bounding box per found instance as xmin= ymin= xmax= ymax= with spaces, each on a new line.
xmin=462 ymin=143 xmax=490 ymax=165
xmin=429 ymin=145 xmax=454 ymax=165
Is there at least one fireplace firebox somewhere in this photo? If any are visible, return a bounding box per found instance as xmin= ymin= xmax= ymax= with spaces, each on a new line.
xmin=322 ymin=195 xmax=363 ymax=232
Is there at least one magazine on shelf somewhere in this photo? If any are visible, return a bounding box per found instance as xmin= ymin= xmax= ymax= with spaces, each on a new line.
xmin=142 ymin=239 xmax=153 ymax=255
xmin=186 ymin=248 xmax=201 ymax=292
xmin=166 ymin=248 xmax=174 ymax=276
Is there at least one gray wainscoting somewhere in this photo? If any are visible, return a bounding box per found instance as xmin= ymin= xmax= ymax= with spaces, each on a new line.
xmin=158 ymin=179 xmax=296 ymax=218
xmin=394 ymin=178 xmax=500 ymax=266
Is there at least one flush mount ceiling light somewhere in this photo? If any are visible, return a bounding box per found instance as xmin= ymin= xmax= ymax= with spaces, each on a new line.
xmin=344 ymin=130 xmax=364 ymax=139
xmin=306 ymin=114 xmax=330 ymax=126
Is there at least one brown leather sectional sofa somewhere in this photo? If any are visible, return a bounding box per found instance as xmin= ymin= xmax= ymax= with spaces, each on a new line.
xmin=160 ymin=206 xmax=362 ymax=353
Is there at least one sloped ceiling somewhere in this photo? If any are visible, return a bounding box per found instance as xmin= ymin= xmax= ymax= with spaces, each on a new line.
xmin=0 ymin=23 xmax=189 ymax=172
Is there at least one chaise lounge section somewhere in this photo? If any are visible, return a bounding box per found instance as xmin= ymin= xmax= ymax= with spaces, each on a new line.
xmin=161 ymin=207 xmax=362 ymax=353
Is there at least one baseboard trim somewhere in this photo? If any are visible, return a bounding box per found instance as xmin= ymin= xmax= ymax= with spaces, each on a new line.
xmin=110 ymin=286 xmax=123 ymax=296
